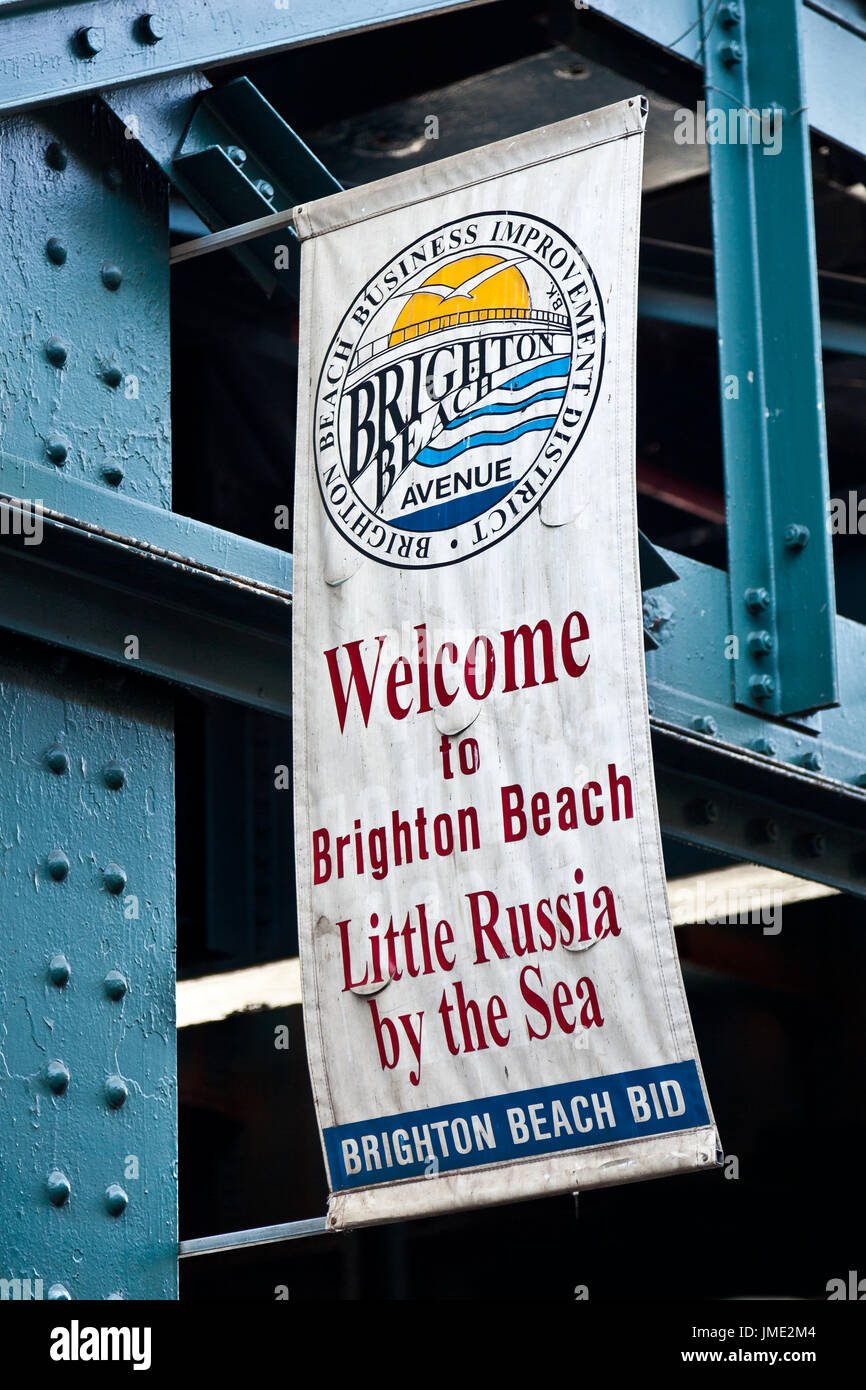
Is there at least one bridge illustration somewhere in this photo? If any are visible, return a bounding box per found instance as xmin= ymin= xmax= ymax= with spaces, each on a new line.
xmin=351 ymin=306 xmax=571 ymax=373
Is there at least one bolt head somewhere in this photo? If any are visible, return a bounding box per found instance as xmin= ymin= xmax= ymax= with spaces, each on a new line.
xmin=101 ymin=364 xmax=123 ymax=388
xmin=45 ymin=337 xmax=68 ymax=367
xmin=47 ymin=1170 xmax=71 ymax=1206
xmin=101 ymin=263 xmax=122 ymax=291
xmin=76 ymin=25 xmax=105 ymax=57
xmin=45 ymin=236 xmax=68 ymax=265
xmin=692 ymin=715 xmax=717 ymax=735
xmin=48 ymin=954 xmax=71 ymax=987
xmin=744 ymin=586 xmax=771 ymax=614
xmin=105 ymin=1074 xmax=129 ymax=1109
xmin=747 ymin=629 xmax=773 ymax=655
xmin=801 ymin=750 xmax=823 ymax=772
xmin=45 ymin=1060 xmax=70 ymax=1095
xmin=139 ymin=13 xmax=166 ymax=43
xmin=46 ymin=849 xmax=70 ymax=882
xmin=45 ymin=433 xmax=69 ymax=465
xmin=226 ymin=145 xmax=247 ymax=166
xmin=105 ymin=1183 xmax=129 ymax=1216
xmin=255 ymin=179 xmax=275 ymax=201
xmin=104 ymin=970 xmax=128 ymax=1001
xmin=101 ymin=463 xmax=124 ymax=487
xmin=720 ymin=40 xmax=742 ymax=65
xmin=749 ymin=674 xmax=775 ymax=701
xmin=45 ymin=743 xmax=69 ymax=774
xmin=103 ymin=761 xmax=126 ymax=790
xmin=47 ymin=1284 xmax=71 ymax=1300
xmin=45 ymin=142 xmax=67 ymax=171
xmin=103 ymin=863 xmax=128 ymax=895
xmin=752 ymin=737 xmax=777 ymax=757
xmin=784 ymin=523 xmax=810 ymax=551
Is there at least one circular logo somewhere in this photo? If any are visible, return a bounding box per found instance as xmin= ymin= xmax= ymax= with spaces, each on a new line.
xmin=314 ymin=212 xmax=605 ymax=569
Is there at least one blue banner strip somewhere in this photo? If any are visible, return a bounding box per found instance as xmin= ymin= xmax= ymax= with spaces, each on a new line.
xmin=324 ymin=1060 xmax=708 ymax=1189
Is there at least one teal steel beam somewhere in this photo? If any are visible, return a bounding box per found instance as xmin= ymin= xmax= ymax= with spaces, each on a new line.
xmin=0 ymin=451 xmax=292 ymax=595
xmin=589 ymin=0 xmax=866 ymax=159
xmin=0 ymin=0 xmax=492 ymax=115
xmin=0 ymin=518 xmax=292 ymax=717
xmin=702 ymin=0 xmax=837 ymax=718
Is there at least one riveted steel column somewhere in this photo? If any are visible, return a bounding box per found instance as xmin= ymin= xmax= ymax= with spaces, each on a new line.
xmin=702 ymin=0 xmax=838 ymax=717
xmin=0 ymin=102 xmax=177 ymax=1297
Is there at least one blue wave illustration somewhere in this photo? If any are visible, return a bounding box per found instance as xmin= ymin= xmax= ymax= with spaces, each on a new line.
xmin=501 ymin=355 xmax=571 ymax=392
xmin=415 ymin=415 xmax=558 ymax=468
xmin=443 ymin=385 xmax=566 ymax=430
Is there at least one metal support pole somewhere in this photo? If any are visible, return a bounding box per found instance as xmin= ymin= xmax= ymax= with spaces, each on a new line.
xmin=703 ymin=0 xmax=838 ymax=718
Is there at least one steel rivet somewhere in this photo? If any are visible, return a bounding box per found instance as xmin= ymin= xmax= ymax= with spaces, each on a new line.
xmin=45 ymin=1060 xmax=71 ymax=1095
xmin=752 ymin=737 xmax=777 ymax=757
xmin=46 ymin=849 xmax=70 ymax=882
xmin=137 ymin=12 xmax=166 ymax=43
xmin=689 ymin=798 xmax=720 ymax=826
xmin=45 ymin=744 xmax=69 ymax=774
xmin=226 ymin=145 xmax=247 ymax=166
xmin=105 ymin=1183 xmax=129 ymax=1216
xmin=47 ymin=1171 xmax=71 ymax=1207
xmin=45 ymin=236 xmax=68 ymax=265
xmin=101 ymin=463 xmax=124 ymax=487
xmin=798 ymin=832 xmax=825 ymax=858
xmin=720 ymin=40 xmax=742 ymax=65
xmin=45 ymin=337 xmax=68 ymax=367
xmin=101 ymin=263 xmax=122 ymax=291
xmin=102 ymin=364 xmax=123 ymax=388
xmin=748 ymin=817 xmax=780 ymax=844
xmin=784 ymin=523 xmax=810 ymax=551
xmin=103 ymin=863 xmax=128 ymax=895
xmin=255 ymin=179 xmax=275 ymax=200
xmin=105 ymin=1075 xmax=129 ymax=1109
xmin=48 ymin=954 xmax=71 ymax=987
xmin=747 ymin=629 xmax=773 ymax=655
xmin=45 ymin=142 xmax=67 ymax=171
xmin=103 ymin=761 xmax=126 ymax=790
xmin=744 ymin=586 xmax=770 ymax=614
xmin=800 ymin=749 xmax=823 ymax=772
xmin=692 ymin=715 xmax=717 ymax=735
xmin=45 ymin=433 xmax=69 ymax=465
xmin=47 ymin=1284 xmax=71 ymax=1300
xmin=76 ymin=26 xmax=105 ymax=57
xmin=104 ymin=970 xmax=128 ymax=1000
xmin=749 ymin=674 xmax=775 ymax=701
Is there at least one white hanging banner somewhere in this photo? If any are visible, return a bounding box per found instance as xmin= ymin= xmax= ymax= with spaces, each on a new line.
xmin=292 ymin=98 xmax=719 ymax=1229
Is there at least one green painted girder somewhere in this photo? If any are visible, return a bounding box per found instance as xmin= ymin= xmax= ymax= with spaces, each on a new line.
xmin=702 ymin=0 xmax=837 ymax=719
xmin=590 ymin=0 xmax=866 ymax=160
xmin=0 ymin=0 xmax=492 ymax=116
xmin=0 ymin=645 xmax=177 ymax=1299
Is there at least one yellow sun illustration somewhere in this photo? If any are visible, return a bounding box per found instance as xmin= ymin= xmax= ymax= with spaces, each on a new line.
xmin=389 ymin=254 xmax=531 ymax=347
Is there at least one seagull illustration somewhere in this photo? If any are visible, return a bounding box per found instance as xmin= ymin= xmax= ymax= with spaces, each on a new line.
xmin=394 ymin=252 xmax=528 ymax=303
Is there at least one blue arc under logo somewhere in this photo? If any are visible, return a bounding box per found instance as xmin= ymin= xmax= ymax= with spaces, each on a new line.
xmin=314 ymin=212 xmax=605 ymax=569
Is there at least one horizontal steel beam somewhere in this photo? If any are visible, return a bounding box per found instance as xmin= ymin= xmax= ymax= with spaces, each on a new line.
xmin=0 ymin=470 xmax=292 ymax=716
xmin=653 ymin=724 xmax=866 ymax=900
xmin=0 ymin=0 xmax=490 ymax=115
xmin=0 ymin=451 xmax=291 ymax=595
